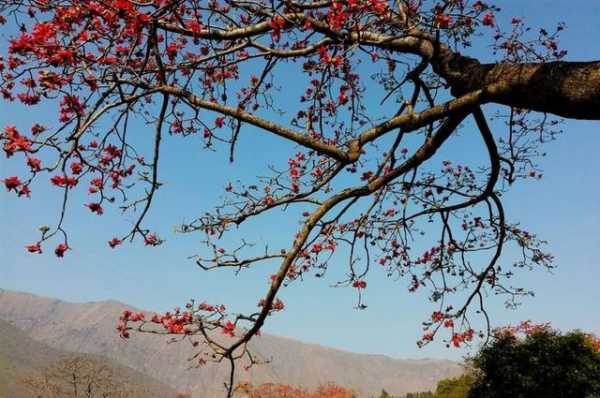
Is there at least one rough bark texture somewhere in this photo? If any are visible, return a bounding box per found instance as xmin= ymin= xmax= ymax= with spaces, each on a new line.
xmin=443 ymin=54 xmax=600 ymax=120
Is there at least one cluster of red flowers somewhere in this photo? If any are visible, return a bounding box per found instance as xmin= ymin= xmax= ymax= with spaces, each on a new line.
xmin=494 ymin=320 xmax=551 ymax=337
xmin=450 ymin=329 xmax=474 ymax=347
xmin=50 ymin=174 xmax=78 ymax=188
xmin=288 ymin=152 xmax=306 ymax=193
xmin=415 ymin=245 xmax=444 ymax=266
xmin=258 ymin=298 xmax=285 ymax=312
xmin=3 ymin=125 xmax=31 ymax=157
xmin=24 ymin=241 xmax=70 ymax=257
xmin=270 ymin=15 xmax=286 ymax=42
xmin=327 ymin=0 xmax=388 ymax=31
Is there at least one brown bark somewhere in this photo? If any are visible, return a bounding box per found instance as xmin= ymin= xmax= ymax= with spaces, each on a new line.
xmin=441 ymin=54 xmax=600 ymax=120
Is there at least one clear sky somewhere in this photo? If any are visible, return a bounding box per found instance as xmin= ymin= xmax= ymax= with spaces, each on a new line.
xmin=1 ymin=0 xmax=599 ymax=361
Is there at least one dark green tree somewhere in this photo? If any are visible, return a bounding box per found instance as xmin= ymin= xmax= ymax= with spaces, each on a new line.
xmin=434 ymin=374 xmax=474 ymax=398
xmin=468 ymin=325 xmax=600 ymax=398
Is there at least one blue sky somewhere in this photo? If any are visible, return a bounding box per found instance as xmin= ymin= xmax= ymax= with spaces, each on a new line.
xmin=1 ymin=0 xmax=599 ymax=361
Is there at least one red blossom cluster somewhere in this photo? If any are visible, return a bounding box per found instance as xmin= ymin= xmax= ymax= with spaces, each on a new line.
xmin=494 ymin=320 xmax=552 ymax=338
xmin=258 ymin=298 xmax=285 ymax=312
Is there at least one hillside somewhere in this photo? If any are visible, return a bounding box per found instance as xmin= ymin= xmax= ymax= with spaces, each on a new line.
xmin=0 ymin=289 xmax=463 ymax=397
xmin=0 ymin=318 xmax=176 ymax=398
xmin=0 ymin=319 xmax=54 ymax=398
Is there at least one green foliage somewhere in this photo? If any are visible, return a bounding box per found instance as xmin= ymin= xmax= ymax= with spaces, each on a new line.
xmin=468 ymin=329 xmax=600 ymax=398
xmin=433 ymin=374 xmax=474 ymax=398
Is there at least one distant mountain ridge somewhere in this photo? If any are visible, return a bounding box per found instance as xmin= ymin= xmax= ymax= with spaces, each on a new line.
xmin=0 ymin=288 xmax=463 ymax=397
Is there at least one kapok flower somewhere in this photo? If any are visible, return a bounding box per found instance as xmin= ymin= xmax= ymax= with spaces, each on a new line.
xmin=26 ymin=243 xmax=42 ymax=254
xmin=144 ymin=233 xmax=159 ymax=246
xmin=27 ymin=157 xmax=41 ymax=172
xmin=352 ymin=280 xmax=367 ymax=289
xmin=4 ymin=176 xmax=21 ymax=191
xmin=54 ymin=243 xmax=68 ymax=257
xmin=215 ymin=116 xmax=225 ymax=128
xmin=70 ymin=162 xmax=83 ymax=174
xmin=222 ymin=321 xmax=235 ymax=337
xmin=85 ymin=202 xmax=104 ymax=215
xmin=108 ymin=237 xmax=122 ymax=248
xmin=482 ymin=12 xmax=495 ymax=27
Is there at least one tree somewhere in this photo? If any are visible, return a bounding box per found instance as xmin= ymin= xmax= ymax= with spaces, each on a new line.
xmin=23 ymin=355 xmax=140 ymax=398
xmin=432 ymin=374 xmax=473 ymax=398
xmin=1 ymin=1 xmax=598 ymax=396
xmin=405 ymin=393 xmax=433 ymax=398
xmin=467 ymin=323 xmax=600 ymax=398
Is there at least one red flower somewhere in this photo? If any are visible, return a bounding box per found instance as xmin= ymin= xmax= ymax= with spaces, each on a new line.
xmin=432 ymin=311 xmax=444 ymax=322
xmin=54 ymin=243 xmax=68 ymax=257
xmin=144 ymin=233 xmax=159 ymax=246
xmin=50 ymin=175 xmax=65 ymax=186
xmin=361 ymin=171 xmax=374 ymax=181
xmin=311 ymin=243 xmax=322 ymax=253
xmin=108 ymin=237 xmax=122 ymax=248
xmin=3 ymin=125 xmax=32 ymax=156
xmin=26 ymin=243 xmax=42 ymax=254
xmin=4 ymin=176 xmax=21 ymax=191
xmin=70 ymin=162 xmax=83 ymax=174
xmin=27 ymin=157 xmax=41 ymax=172
xmin=199 ymin=302 xmax=215 ymax=312
xmin=482 ymin=12 xmax=495 ymax=27
xmin=270 ymin=15 xmax=285 ymax=41
xmin=186 ymin=20 xmax=203 ymax=35
xmin=51 ymin=175 xmax=77 ymax=188
xmin=166 ymin=42 xmax=179 ymax=60
xmin=352 ymin=280 xmax=367 ymax=289
xmin=18 ymin=185 xmax=31 ymax=197
xmin=272 ymin=298 xmax=285 ymax=311
xmin=31 ymin=124 xmax=46 ymax=135
xmin=435 ymin=13 xmax=452 ymax=29
xmin=222 ymin=321 xmax=235 ymax=337
xmin=215 ymin=116 xmax=225 ymax=128
xmin=85 ymin=202 xmax=104 ymax=215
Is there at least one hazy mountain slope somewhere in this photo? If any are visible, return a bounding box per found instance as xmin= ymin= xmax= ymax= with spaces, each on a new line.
xmin=0 ymin=318 xmax=177 ymax=398
xmin=0 ymin=319 xmax=53 ymax=398
xmin=0 ymin=288 xmax=463 ymax=397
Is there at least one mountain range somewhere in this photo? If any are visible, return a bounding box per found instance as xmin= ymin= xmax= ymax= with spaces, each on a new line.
xmin=0 ymin=289 xmax=463 ymax=397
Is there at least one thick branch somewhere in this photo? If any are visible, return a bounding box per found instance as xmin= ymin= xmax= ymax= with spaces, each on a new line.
xmin=442 ymin=54 xmax=600 ymax=120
